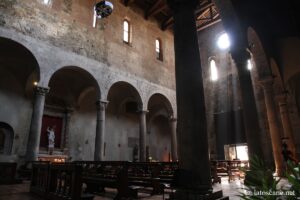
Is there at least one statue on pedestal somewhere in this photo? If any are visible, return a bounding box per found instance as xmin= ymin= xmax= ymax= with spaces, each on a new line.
xmin=133 ymin=144 xmax=138 ymax=162
xmin=47 ymin=126 xmax=55 ymax=155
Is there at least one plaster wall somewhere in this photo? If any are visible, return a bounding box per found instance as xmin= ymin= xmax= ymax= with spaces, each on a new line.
xmin=0 ymin=0 xmax=175 ymax=89
xmin=0 ymin=68 xmax=33 ymax=158
xmin=105 ymin=112 xmax=139 ymax=161
xmin=147 ymin=116 xmax=171 ymax=162
xmin=68 ymin=90 xmax=97 ymax=161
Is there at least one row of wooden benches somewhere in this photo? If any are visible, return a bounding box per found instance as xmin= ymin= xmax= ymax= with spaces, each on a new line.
xmin=211 ymin=160 xmax=249 ymax=183
xmin=30 ymin=161 xmax=179 ymax=200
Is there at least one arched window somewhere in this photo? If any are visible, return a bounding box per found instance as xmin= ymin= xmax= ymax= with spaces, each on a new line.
xmin=42 ymin=0 xmax=51 ymax=5
xmin=92 ymin=9 xmax=97 ymax=28
xmin=155 ymin=39 xmax=163 ymax=61
xmin=123 ymin=20 xmax=131 ymax=44
xmin=247 ymin=59 xmax=253 ymax=70
xmin=210 ymin=59 xmax=218 ymax=81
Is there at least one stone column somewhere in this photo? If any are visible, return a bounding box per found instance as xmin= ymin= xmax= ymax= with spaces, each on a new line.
xmin=63 ymin=108 xmax=73 ymax=154
xmin=169 ymin=117 xmax=178 ymax=161
xmin=25 ymin=86 xmax=49 ymax=161
xmin=231 ymin=50 xmax=264 ymax=158
xmin=260 ymin=77 xmax=284 ymax=176
xmin=276 ymin=93 xmax=297 ymax=159
xmin=168 ymin=0 xmax=212 ymax=195
xmin=213 ymin=0 xmax=264 ymax=159
xmin=94 ymin=100 xmax=108 ymax=161
xmin=139 ymin=110 xmax=147 ymax=162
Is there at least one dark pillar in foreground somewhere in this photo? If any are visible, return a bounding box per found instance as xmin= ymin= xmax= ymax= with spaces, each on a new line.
xmin=26 ymin=86 xmax=49 ymax=161
xmin=231 ymin=50 xmax=263 ymax=158
xmin=212 ymin=0 xmax=263 ymax=159
xmin=168 ymin=0 xmax=212 ymax=196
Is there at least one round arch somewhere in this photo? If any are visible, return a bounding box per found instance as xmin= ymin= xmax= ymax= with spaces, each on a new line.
xmin=147 ymin=93 xmax=174 ymax=118
xmin=247 ymin=27 xmax=272 ymax=79
xmin=0 ymin=122 xmax=14 ymax=155
xmin=47 ymin=66 xmax=101 ymax=107
xmin=0 ymin=37 xmax=40 ymax=94
xmin=107 ymin=81 xmax=143 ymax=109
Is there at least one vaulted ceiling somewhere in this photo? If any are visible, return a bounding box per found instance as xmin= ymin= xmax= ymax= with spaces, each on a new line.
xmin=122 ymin=0 xmax=221 ymax=32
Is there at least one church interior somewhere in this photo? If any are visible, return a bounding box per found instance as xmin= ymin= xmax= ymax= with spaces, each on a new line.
xmin=0 ymin=0 xmax=300 ymax=199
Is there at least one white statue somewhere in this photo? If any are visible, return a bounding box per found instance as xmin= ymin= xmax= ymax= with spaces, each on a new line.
xmin=47 ymin=126 xmax=55 ymax=154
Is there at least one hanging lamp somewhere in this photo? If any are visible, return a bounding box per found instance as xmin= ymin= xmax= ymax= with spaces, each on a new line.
xmin=94 ymin=1 xmax=114 ymax=19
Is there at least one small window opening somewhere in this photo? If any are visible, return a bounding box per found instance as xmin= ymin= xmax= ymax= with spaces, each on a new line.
xmin=155 ymin=39 xmax=163 ymax=61
xmin=210 ymin=59 xmax=218 ymax=81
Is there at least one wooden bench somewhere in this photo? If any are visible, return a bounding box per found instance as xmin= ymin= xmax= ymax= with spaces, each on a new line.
xmin=128 ymin=162 xmax=163 ymax=195
xmin=30 ymin=162 xmax=94 ymax=200
xmin=0 ymin=162 xmax=22 ymax=184
xmin=158 ymin=162 xmax=178 ymax=185
xmin=227 ymin=160 xmax=241 ymax=181
xmin=210 ymin=160 xmax=247 ymax=183
xmin=75 ymin=161 xmax=138 ymax=200
xmin=30 ymin=161 xmax=50 ymax=197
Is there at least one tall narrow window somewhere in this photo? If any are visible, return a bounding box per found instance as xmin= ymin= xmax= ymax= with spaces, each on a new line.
xmin=92 ymin=10 xmax=97 ymax=28
xmin=42 ymin=0 xmax=51 ymax=5
xmin=123 ymin=20 xmax=130 ymax=43
xmin=210 ymin=59 xmax=218 ymax=81
xmin=155 ymin=39 xmax=163 ymax=61
xmin=247 ymin=59 xmax=253 ymax=70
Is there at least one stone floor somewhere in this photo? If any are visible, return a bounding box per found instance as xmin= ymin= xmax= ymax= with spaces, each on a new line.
xmin=0 ymin=178 xmax=246 ymax=200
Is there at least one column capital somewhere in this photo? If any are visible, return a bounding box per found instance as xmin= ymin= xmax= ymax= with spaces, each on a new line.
xmin=35 ymin=86 xmax=50 ymax=96
xmin=167 ymin=0 xmax=199 ymax=11
xmin=96 ymin=100 xmax=109 ymax=111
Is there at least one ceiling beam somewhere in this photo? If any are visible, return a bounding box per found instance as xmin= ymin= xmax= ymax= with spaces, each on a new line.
xmin=145 ymin=0 xmax=167 ymax=19
xmin=195 ymin=2 xmax=214 ymax=16
xmin=197 ymin=16 xmax=221 ymax=31
xmin=161 ymin=15 xmax=174 ymax=30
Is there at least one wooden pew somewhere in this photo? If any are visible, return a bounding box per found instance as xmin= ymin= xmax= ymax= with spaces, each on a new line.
xmin=158 ymin=162 xmax=179 ymax=185
xmin=30 ymin=161 xmax=50 ymax=198
xmin=73 ymin=161 xmax=179 ymax=198
xmin=30 ymin=162 xmax=94 ymax=200
xmin=210 ymin=160 xmax=246 ymax=183
xmin=227 ymin=160 xmax=241 ymax=182
xmin=211 ymin=160 xmax=221 ymax=184
xmin=128 ymin=162 xmax=163 ymax=195
xmin=74 ymin=161 xmax=138 ymax=200
xmin=0 ymin=162 xmax=22 ymax=184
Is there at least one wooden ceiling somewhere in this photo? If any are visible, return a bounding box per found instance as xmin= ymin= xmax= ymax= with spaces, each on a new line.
xmin=123 ymin=0 xmax=221 ymax=31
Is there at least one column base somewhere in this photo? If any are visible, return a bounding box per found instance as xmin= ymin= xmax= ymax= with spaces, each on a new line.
xmin=170 ymin=189 xmax=227 ymax=200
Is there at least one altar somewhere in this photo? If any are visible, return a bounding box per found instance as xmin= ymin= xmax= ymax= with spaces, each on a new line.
xmin=38 ymin=154 xmax=68 ymax=163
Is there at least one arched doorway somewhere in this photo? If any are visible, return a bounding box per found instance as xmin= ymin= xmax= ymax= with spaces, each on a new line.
xmin=147 ymin=93 xmax=174 ymax=161
xmin=0 ymin=37 xmax=40 ymax=157
xmin=0 ymin=122 xmax=14 ymax=155
xmin=106 ymin=81 xmax=142 ymax=161
xmin=44 ymin=66 xmax=100 ymax=161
